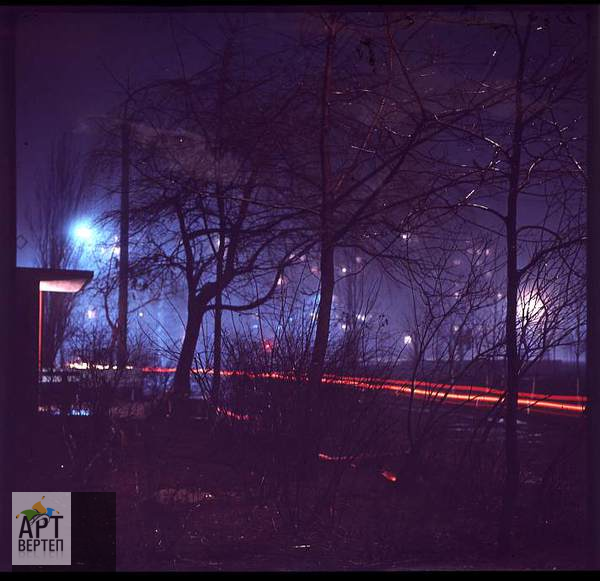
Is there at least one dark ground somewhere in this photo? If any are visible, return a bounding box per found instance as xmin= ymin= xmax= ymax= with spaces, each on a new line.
xmin=14 ymin=374 xmax=588 ymax=572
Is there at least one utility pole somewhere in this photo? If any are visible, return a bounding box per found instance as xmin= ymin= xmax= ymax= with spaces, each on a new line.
xmin=116 ymin=111 xmax=130 ymax=370
xmin=587 ymin=4 xmax=600 ymax=570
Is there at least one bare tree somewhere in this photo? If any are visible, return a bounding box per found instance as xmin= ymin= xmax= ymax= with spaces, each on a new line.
xmin=272 ymin=11 xmax=517 ymax=474
xmin=112 ymin=37 xmax=309 ymax=405
xmin=433 ymin=9 xmax=586 ymax=555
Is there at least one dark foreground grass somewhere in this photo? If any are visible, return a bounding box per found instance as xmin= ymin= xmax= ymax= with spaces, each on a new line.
xmin=13 ymin=385 xmax=587 ymax=571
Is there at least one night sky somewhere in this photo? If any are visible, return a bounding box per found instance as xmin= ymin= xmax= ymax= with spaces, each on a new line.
xmin=13 ymin=6 xmax=585 ymax=363
xmin=16 ymin=8 xmax=268 ymax=260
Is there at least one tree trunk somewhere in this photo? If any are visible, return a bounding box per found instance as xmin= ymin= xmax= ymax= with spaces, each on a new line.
xmin=116 ymin=117 xmax=130 ymax=370
xmin=211 ymin=259 xmax=223 ymax=409
xmin=211 ymin=47 xmax=229 ymax=415
xmin=308 ymin=18 xmax=336 ymax=388
xmin=305 ymin=20 xmax=337 ymax=470
xmin=173 ymin=300 xmax=204 ymax=399
xmin=499 ymin=225 xmax=520 ymax=556
xmin=294 ymin=19 xmax=337 ymax=490
xmin=308 ymin=243 xmax=335 ymax=389
xmin=498 ymin=20 xmax=529 ymax=553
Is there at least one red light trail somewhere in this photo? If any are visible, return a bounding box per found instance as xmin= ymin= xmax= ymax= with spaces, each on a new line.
xmin=139 ymin=366 xmax=586 ymax=417
xmin=134 ymin=366 xmax=585 ymax=485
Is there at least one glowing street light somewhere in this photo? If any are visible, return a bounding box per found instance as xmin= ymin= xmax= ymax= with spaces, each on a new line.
xmin=72 ymin=221 xmax=95 ymax=243
xmin=518 ymin=289 xmax=545 ymax=322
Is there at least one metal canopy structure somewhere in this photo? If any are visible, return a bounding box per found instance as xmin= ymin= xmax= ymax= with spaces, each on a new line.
xmin=20 ymin=267 xmax=93 ymax=293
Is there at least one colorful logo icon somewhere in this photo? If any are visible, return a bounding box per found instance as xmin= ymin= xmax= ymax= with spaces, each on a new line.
xmin=15 ymin=496 xmax=60 ymax=525
xmin=12 ymin=491 xmax=71 ymax=566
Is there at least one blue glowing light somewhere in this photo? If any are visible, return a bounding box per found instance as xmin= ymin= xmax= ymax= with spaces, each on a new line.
xmin=72 ymin=221 xmax=95 ymax=243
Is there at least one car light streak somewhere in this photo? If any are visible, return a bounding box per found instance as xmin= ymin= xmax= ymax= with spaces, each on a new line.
xmin=73 ymin=365 xmax=582 ymax=488
xmin=61 ymin=365 xmax=583 ymax=484
xmin=215 ymin=406 xmax=252 ymax=422
xmin=98 ymin=366 xmax=587 ymax=417
xmin=381 ymin=470 xmax=398 ymax=483
xmin=318 ymin=452 xmax=389 ymax=463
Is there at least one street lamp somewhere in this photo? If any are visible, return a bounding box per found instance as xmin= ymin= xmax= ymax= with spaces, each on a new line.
xmin=71 ymin=221 xmax=95 ymax=244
